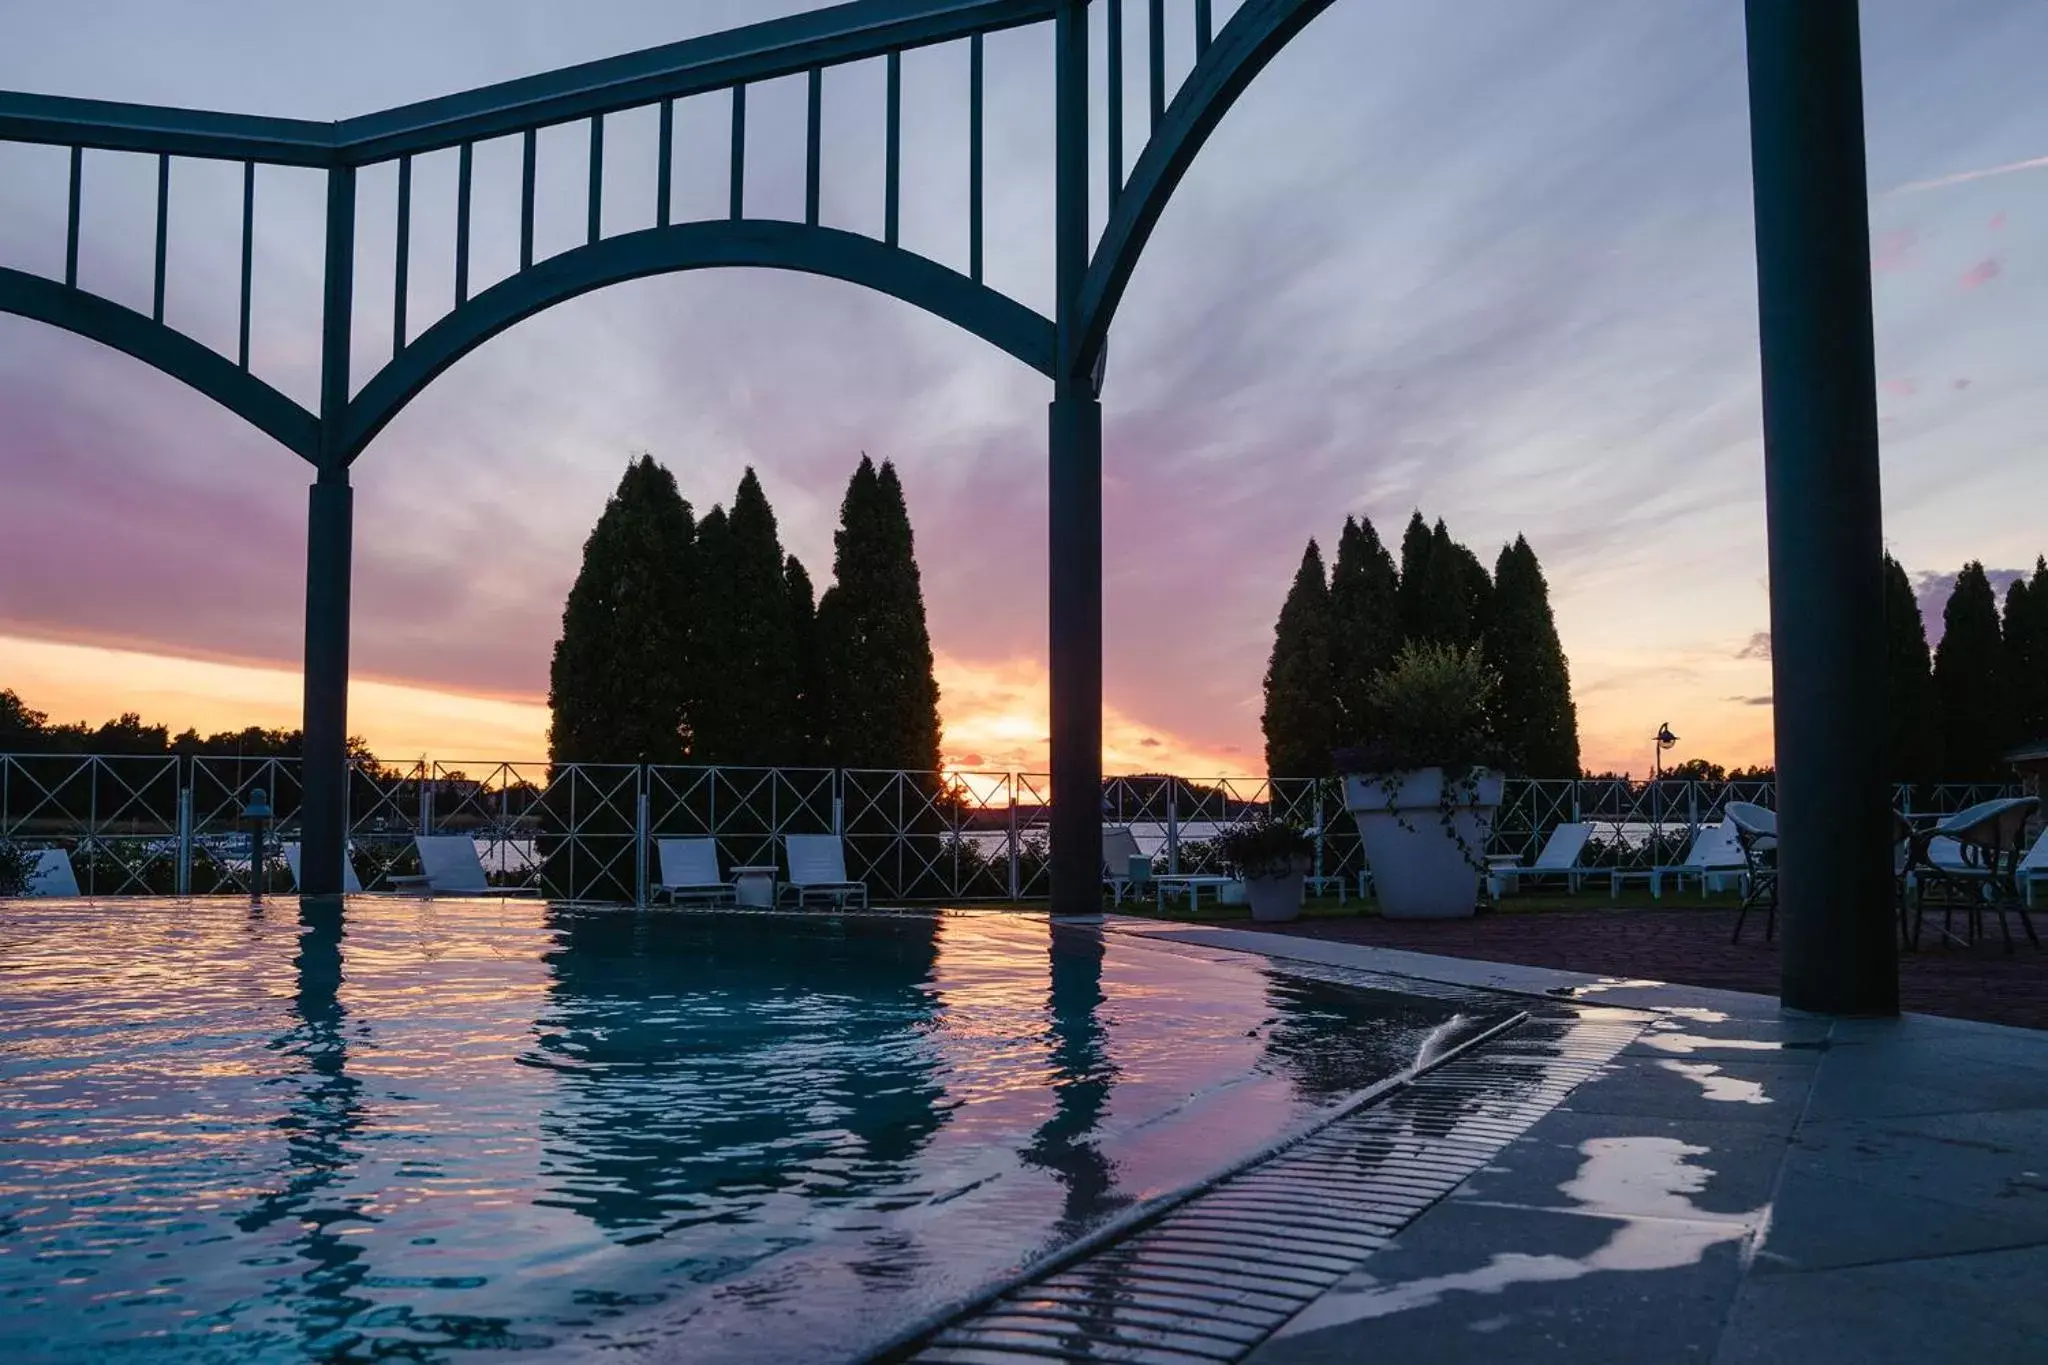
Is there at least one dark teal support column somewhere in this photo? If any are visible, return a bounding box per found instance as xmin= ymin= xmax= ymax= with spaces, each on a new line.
xmin=1049 ymin=0 xmax=1101 ymax=917
xmin=301 ymin=166 xmax=356 ymax=900
xmin=1048 ymin=387 xmax=1103 ymax=915
xmin=1745 ymin=0 xmax=1896 ymax=1014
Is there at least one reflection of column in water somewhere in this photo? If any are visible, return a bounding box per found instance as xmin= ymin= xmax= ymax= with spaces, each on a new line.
xmin=235 ymin=903 xmax=372 ymax=1350
xmin=1021 ymin=920 xmax=1123 ymax=1229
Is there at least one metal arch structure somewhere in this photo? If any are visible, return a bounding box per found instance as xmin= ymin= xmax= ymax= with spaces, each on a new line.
xmin=1 ymin=0 xmax=1899 ymax=1013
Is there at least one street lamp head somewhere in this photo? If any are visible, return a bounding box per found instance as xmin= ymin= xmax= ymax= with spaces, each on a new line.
xmin=241 ymin=788 xmax=273 ymax=821
xmin=1655 ymin=723 xmax=1678 ymax=749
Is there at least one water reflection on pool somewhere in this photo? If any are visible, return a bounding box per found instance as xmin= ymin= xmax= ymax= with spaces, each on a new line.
xmin=0 ymin=901 xmax=1495 ymax=1362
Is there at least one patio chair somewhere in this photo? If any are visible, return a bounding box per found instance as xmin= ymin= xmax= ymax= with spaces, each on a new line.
xmin=1486 ymin=822 xmax=1593 ymax=896
xmin=652 ymin=837 xmax=736 ymax=905
xmin=1902 ymin=797 xmax=2040 ymax=952
xmin=390 ymin=835 xmax=532 ymax=896
xmin=1726 ymin=803 xmax=1778 ymax=944
xmin=1102 ymin=825 xmax=1152 ymax=905
xmin=779 ymin=833 xmax=868 ymax=910
xmin=24 ymin=847 xmax=80 ymax=897
xmin=282 ymin=842 xmax=365 ymax=894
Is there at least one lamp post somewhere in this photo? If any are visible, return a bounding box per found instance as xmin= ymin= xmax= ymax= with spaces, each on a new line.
xmin=1652 ymin=723 xmax=1679 ymax=781
xmin=242 ymin=787 xmax=272 ymax=903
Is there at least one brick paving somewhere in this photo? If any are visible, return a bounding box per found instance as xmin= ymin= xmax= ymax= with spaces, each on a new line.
xmin=1253 ymin=904 xmax=2048 ymax=1032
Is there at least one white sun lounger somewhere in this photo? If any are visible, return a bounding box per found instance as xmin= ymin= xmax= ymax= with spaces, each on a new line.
xmin=653 ymin=837 xmax=736 ymax=905
xmin=390 ymin=835 xmax=531 ymax=895
xmin=780 ymin=834 xmax=868 ymax=910
xmin=282 ymin=842 xmax=364 ymax=894
xmin=1487 ymin=822 xmax=1593 ymax=896
xmin=1632 ymin=821 xmax=1746 ymax=899
xmin=24 ymin=847 xmax=80 ymax=897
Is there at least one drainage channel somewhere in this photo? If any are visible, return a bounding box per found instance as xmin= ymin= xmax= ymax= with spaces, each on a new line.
xmin=887 ymin=1004 xmax=1644 ymax=1365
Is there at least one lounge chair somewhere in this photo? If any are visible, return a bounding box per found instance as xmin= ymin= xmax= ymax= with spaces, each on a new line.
xmin=652 ymin=837 xmax=736 ymax=905
xmin=1726 ymin=803 xmax=1778 ymax=943
xmin=1903 ymin=797 xmax=2039 ymax=952
xmin=780 ymin=833 xmax=868 ymax=910
xmin=24 ymin=847 xmax=80 ymax=897
xmin=1103 ymin=825 xmax=1152 ymax=905
xmin=1635 ymin=821 xmax=1745 ymax=899
xmin=389 ymin=835 xmax=531 ymax=896
xmin=2022 ymin=826 xmax=2048 ymax=909
xmin=282 ymin=842 xmax=365 ymax=894
xmin=1486 ymin=822 xmax=1593 ymax=896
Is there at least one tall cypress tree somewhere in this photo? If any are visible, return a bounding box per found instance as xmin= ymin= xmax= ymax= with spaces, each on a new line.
xmin=2003 ymin=558 xmax=2048 ymax=747
xmin=1327 ymin=515 xmax=1401 ymax=744
xmin=786 ymin=555 xmax=822 ymax=766
xmin=1489 ymin=536 xmax=1580 ymax=776
xmin=1262 ymin=540 xmax=1336 ymax=777
xmin=1882 ymin=553 xmax=1940 ymax=783
xmin=1396 ymin=511 xmax=1436 ymax=645
xmin=816 ymin=457 xmax=943 ymax=771
xmin=1933 ymin=561 xmax=2010 ymax=780
xmin=548 ymin=455 xmax=696 ymax=764
xmin=690 ymin=470 xmax=804 ymax=765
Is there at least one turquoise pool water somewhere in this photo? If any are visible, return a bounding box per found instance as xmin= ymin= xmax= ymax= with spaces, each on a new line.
xmin=0 ymin=900 xmax=1492 ymax=1363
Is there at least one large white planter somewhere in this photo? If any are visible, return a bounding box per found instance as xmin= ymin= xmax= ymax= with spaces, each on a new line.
xmin=1244 ymin=869 xmax=1305 ymax=923
xmin=1343 ymin=768 xmax=1506 ymax=920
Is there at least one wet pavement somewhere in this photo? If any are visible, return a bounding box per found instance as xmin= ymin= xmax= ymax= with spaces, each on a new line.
xmin=1121 ymin=922 xmax=2048 ymax=1365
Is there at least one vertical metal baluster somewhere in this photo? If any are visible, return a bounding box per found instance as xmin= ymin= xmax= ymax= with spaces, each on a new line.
xmin=455 ymin=142 xmax=473 ymax=304
xmin=970 ymin=34 xmax=984 ymax=283
xmin=587 ymin=114 xmax=604 ymax=245
xmin=520 ymin=128 xmax=536 ymax=269
xmin=238 ymin=161 xmax=254 ymax=369
xmin=730 ymin=85 xmax=747 ymax=220
xmin=1107 ymin=0 xmax=1124 ymax=211
xmin=64 ymin=146 xmax=81 ymax=287
xmin=885 ymin=51 xmax=901 ymax=248
xmin=1148 ymin=0 xmax=1165 ymax=129
xmin=152 ymin=153 xmax=169 ymax=323
xmin=393 ymin=155 xmax=411 ymax=356
xmin=806 ymin=69 xmax=822 ymax=227
xmin=657 ymin=99 xmax=674 ymax=227
xmin=1196 ymin=0 xmax=1212 ymax=57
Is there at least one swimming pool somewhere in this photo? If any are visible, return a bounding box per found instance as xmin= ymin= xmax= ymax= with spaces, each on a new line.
xmin=0 ymin=900 xmax=1502 ymax=1363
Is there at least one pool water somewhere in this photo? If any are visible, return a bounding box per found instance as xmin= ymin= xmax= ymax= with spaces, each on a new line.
xmin=0 ymin=900 xmax=1496 ymax=1363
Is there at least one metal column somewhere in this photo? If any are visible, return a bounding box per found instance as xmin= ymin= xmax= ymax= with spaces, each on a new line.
xmin=301 ymin=166 xmax=357 ymax=900
xmin=1048 ymin=0 xmax=1102 ymax=917
xmin=1745 ymin=0 xmax=1896 ymax=1014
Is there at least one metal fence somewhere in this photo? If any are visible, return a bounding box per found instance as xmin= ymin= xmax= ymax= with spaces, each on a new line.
xmin=0 ymin=752 xmax=2022 ymax=902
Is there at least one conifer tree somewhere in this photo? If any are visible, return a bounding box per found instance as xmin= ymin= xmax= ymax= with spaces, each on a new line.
xmin=1489 ymin=536 xmax=1580 ymax=776
xmin=547 ymin=455 xmax=696 ymax=764
xmin=2003 ymin=558 xmax=2048 ymax=746
xmin=1396 ymin=511 xmax=1436 ymax=645
xmin=1327 ymin=515 xmax=1401 ymax=744
xmin=815 ymin=457 xmax=943 ymax=772
xmin=1933 ymin=561 xmax=2010 ymax=780
xmin=1261 ymin=540 xmax=1336 ymax=777
xmin=690 ymin=470 xmax=805 ymax=765
xmin=786 ymin=555 xmax=822 ymax=765
xmin=1882 ymin=554 xmax=1940 ymax=783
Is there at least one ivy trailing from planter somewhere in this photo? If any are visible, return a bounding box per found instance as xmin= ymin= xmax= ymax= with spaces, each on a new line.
xmin=1332 ymin=641 xmax=1517 ymax=874
xmin=1215 ymin=815 xmax=1315 ymax=880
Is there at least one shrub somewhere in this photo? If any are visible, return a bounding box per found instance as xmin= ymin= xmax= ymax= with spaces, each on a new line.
xmin=1332 ymin=641 xmax=1506 ymax=775
xmin=1215 ymin=816 xmax=1315 ymax=880
xmin=0 ymin=841 xmax=31 ymax=896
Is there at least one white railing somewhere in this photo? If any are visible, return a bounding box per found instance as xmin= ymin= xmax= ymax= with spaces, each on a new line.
xmin=0 ymin=752 xmax=2021 ymax=902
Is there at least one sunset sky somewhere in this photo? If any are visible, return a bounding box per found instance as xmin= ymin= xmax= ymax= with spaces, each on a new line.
xmin=2 ymin=0 xmax=2044 ymax=779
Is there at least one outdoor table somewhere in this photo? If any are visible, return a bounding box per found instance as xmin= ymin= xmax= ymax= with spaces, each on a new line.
xmin=1155 ymin=875 xmax=1235 ymax=913
xmin=730 ymin=865 xmax=778 ymax=908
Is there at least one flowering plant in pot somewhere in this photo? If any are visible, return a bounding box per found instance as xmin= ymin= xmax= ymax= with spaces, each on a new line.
xmin=1215 ymin=815 xmax=1315 ymax=923
xmin=1332 ymin=642 xmax=1512 ymax=920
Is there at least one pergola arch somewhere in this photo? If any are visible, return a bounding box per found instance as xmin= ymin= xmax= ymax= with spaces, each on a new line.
xmin=341 ymin=221 xmax=1056 ymax=461
xmin=0 ymin=0 xmax=1896 ymax=1013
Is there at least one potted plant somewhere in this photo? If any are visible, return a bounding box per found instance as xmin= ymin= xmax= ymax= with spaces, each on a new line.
xmin=1215 ymin=816 xmax=1315 ymax=922
xmin=1334 ymin=642 xmax=1510 ymax=919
